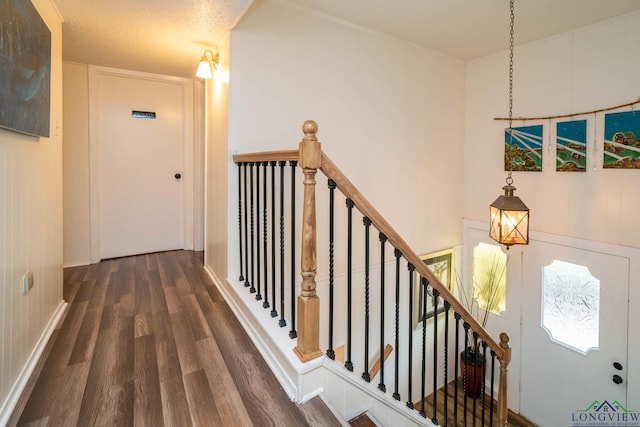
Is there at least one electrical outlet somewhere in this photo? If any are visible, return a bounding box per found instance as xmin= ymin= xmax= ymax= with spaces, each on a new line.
xmin=23 ymin=271 xmax=34 ymax=294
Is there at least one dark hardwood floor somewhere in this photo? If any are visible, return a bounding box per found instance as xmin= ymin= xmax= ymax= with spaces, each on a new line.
xmin=417 ymin=379 xmax=538 ymax=427
xmin=8 ymin=250 xmax=342 ymax=427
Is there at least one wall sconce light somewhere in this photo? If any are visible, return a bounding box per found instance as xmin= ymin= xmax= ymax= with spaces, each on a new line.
xmin=196 ymin=49 xmax=220 ymax=79
xmin=489 ymin=0 xmax=529 ymax=247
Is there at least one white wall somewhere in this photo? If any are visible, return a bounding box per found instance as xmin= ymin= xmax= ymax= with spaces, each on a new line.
xmin=62 ymin=62 xmax=91 ymax=267
xmin=205 ymin=34 xmax=231 ymax=280
xmin=464 ymin=9 xmax=640 ymax=415
xmin=0 ymin=0 xmax=64 ymax=419
xmin=464 ymin=10 xmax=640 ymax=248
xmin=226 ymin=0 xmax=466 ymax=282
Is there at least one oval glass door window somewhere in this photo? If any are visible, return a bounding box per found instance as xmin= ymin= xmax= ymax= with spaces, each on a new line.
xmin=541 ymin=260 xmax=599 ymax=354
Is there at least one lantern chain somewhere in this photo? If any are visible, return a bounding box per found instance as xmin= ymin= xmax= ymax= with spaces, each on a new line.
xmin=507 ymin=0 xmax=515 ymax=183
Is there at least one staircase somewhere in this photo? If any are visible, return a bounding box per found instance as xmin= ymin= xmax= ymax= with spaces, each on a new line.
xmin=221 ymin=120 xmax=512 ymax=426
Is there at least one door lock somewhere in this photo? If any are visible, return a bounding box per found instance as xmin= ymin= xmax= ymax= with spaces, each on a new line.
xmin=174 ymin=173 xmax=182 ymax=179
xmin=613 ymin=362 xmax=623 ymax=371
xmin=613 ymin=374 xmax=623 ymax=385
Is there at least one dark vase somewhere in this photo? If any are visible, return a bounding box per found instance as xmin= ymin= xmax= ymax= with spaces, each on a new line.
xmin=460 ymin=348 xmax=485 ymax=398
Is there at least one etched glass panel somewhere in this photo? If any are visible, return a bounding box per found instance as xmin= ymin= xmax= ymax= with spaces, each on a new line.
xmin=472 ymin=243 xmax=507 ymax=315
xmin=542 ymin=260 xmax=599 ymax=354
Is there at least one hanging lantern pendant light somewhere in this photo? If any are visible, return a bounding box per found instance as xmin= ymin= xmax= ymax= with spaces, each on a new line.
xmin=489 ymin=0 xmax=530 ymax=247
xmin=489 ymin=176 xmax=529 ymax=246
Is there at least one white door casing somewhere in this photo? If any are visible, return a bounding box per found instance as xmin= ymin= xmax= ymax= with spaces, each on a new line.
xmin=89 ymin=66 xmax=195 ymax=261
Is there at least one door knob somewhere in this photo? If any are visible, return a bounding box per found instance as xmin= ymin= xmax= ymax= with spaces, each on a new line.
xmin=613 ymin=362 xmax=623 ymax=371
xmin=613 ymin=374 xmax=623 ymax=385
xmin=174 ymin=173 xmax=181 ymax=179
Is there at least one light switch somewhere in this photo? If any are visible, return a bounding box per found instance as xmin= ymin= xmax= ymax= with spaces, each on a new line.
xmin=23 ymin=271 xmax=34 ymax=294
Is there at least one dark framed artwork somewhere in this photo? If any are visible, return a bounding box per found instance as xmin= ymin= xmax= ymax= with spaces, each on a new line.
xmin=414 ymin=248 xmax=453 ymax=328
xmin=0 ymin=0 xmax=51 ymax=137
xmin=556 ymin=120 xmax=587 ymax=172
xmin=504 ymin=125 xmax=543 ymax=172
xmin=603 ymin=110 xmax=640 ymax=169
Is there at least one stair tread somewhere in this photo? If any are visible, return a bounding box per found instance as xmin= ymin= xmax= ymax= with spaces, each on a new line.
xmin=349 ymin=413 xmax=377 ymax=427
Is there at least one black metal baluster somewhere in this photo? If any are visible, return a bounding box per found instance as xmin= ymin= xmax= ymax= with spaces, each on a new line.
xmin=362 ymin=216 xmax=371 ymax=382
xmin=432 ymin=287 xmax=439 ymax=425
xmin=392 ymin=249 xmax=402 ymax=402
xmin=378 ymin=233 xmax=387 ymax=393
xmin=289 ymin=160 xmax=297 ymax=339
xmin=345 ymin=199 xmax=354 ymax=372
xmin=249 ymin=162 xmax=256 ymax=293
xmin=255 ymin=161 xmax=261 ymax=298
xmin=420 ymin=277 xmax=428 ymax=418
xmin=454 ymin=313 xmax=461 ymax=426
xmin=472 ymin=331 xmax=479 ymax=427
xmin=270 ymin=161 xmax=278 ymax=318
xmin=261 ymin=161 xmax=268 ymax=306
xmin=244 ymin=163 xmax=250 ymax=288
xmin=406 ymin=262 xmax=415 ymax=410
xmin=443 ymin=301 xmax=451 ymax=425
xmin=490 ymin=350 xmax=496 ymax=427
xmin=278 ymin=161 xmax=287 ymax=327
xmin=238 ymin=162 xmax=244 ymax=282
xmin=453 ymin=312 xmax=460 ymax=426
xmin=326 ymin=179 xmax=336 ymax=359
xmin=463 ymin=322 xmax=470 ymax=426
xmin=482 ymin=341 xmax=488 ymax=425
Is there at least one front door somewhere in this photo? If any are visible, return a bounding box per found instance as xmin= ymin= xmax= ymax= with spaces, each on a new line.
xmin=97 ymin=71 xmax=184 ymax=259
xmin=520 ymin=239 xmax=629 ymax=425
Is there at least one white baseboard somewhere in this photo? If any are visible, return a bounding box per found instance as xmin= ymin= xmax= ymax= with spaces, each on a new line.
xmin=62 ymin=261 xmax=90 ymax=268
xmin=0 ymin=300 xmax=68 ymax=425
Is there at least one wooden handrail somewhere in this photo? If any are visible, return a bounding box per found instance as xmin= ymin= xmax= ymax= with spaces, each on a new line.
xmin=232 ymin=149 xmax=299 ymax=163
xmin=320 ymin=154 xmax=504 ymax=359
xmin=320 ymin=144 xmax=510 ymax=426
xmin=369 ymin=344 xmax=393 ymax=380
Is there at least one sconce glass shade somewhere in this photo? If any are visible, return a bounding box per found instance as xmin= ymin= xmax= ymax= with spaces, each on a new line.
xmin=489 ymin=184 xmax=529 ymax=246
xmin=196 ymin=56 xmax=213 ymax=79
xmin=196 ymin=50 xmax=219 ymax=79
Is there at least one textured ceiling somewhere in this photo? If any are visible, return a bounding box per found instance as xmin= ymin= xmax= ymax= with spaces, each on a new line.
xmin=287 ymin=0 xmax=640 ymax=60
xmin=56 ymin=0 xmax=253 ymax=78
xmin=55 ymin=0 xmax=640 ymax=78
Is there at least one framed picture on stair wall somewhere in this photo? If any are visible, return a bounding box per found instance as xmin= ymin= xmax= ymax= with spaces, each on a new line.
xmin=414 ymin=248 xmax=453 ymax=329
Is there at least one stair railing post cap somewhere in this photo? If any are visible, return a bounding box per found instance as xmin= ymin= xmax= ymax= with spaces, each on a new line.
xmin=302 ymin=120 xmax=318 ymax=141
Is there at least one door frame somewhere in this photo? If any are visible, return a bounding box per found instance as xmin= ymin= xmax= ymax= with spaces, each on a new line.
xmin=88 ymin=65 xmax=197 ymax=262
xmin=463 ymin=219 xmax=640 ymax=416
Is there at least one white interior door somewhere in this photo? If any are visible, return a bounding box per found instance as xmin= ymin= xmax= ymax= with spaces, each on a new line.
xmin=520 ymin=239 xmax=629 ymax=425
xmin=97 ymin=73 xmax=184 ymax=259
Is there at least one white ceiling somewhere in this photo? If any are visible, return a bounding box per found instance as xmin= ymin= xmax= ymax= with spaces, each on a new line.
xmin=55 ymin=0 xmax=640 ymax=78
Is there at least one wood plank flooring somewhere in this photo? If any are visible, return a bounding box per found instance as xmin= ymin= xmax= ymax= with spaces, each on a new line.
xmin=8 ymin=250 xmax=342 ymax=427
xmin=417 ymin=379 xmax=538 ymax=427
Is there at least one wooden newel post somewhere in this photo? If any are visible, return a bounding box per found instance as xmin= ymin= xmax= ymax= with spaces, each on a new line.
xmin=498 ymin=332 xmax=512 ymax=426
xmin=293 ymin=120 xmax=324 ymax=362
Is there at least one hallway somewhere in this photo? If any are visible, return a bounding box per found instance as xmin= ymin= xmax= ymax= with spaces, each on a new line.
xmin=9 ymin=250 xmax=341 ymax=426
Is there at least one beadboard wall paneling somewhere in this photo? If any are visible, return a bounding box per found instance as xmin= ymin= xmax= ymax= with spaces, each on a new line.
xmin=0 ymin=0 xmax=64 ymax=421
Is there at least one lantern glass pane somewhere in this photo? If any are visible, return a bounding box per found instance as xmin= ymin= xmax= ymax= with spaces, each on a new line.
xmin=489 ymin=205 xmax=502 ymax=241
xmin=489 ymin=206 xmax=529 ymax=245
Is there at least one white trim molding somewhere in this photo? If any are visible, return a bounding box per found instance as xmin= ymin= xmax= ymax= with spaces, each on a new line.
xmin=0 ymin=300 xmax=68 ymax=425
